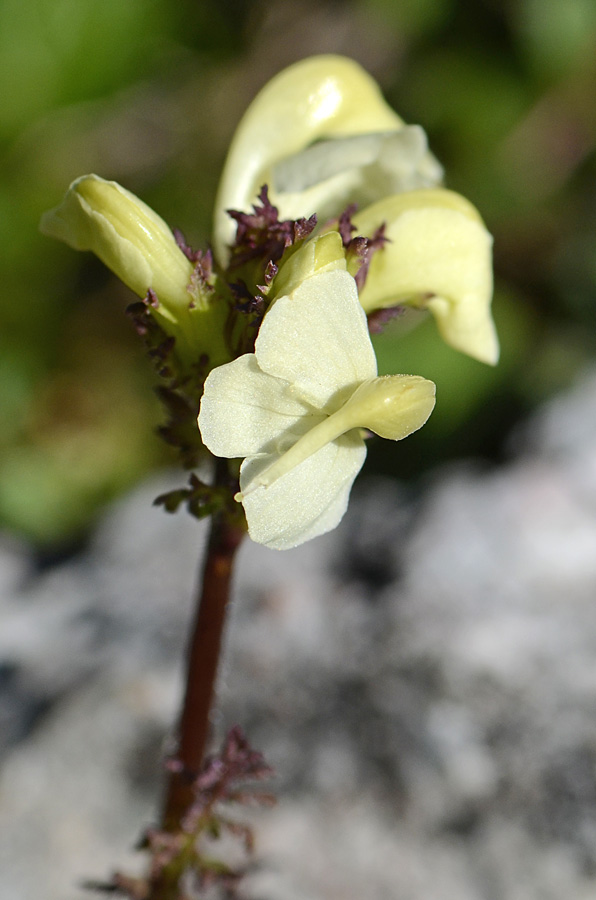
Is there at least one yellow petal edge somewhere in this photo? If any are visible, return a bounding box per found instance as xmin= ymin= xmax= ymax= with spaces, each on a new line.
xmin=353 ymin=190 xmax=498 ymax=365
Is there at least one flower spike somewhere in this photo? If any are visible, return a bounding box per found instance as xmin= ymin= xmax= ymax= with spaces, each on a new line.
xmin=41 ymin=55 xmax=496 ymax=553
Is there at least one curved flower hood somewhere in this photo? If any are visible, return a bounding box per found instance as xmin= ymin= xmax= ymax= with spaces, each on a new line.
xmin=213 ymin=55 xmax=442 ymax=265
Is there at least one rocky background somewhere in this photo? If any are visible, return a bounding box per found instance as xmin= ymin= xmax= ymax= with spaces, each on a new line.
xmin=3 ymin=2 xmax=596 ymax=896
xmin=1 ymin=369 xmax=596 ymax=900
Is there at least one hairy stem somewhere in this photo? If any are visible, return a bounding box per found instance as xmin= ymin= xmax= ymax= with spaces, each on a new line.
xmin=160 ymin=483 xmax=244 ymax=833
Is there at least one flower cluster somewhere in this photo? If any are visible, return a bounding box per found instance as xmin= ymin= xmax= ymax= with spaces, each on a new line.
xmin=41 ymin=55 xmax=497 ymax=550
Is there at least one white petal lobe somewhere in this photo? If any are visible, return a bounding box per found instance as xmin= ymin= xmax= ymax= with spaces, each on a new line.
xmin=198 ymin=355 xmax=324 ymax=458
xmin=256 ymin=270 xmax=377 ymax=408
xmin=240 ymin=434 xmax=367 ymax=550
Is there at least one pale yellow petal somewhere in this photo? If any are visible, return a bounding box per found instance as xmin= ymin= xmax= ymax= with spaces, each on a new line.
xmin=354 ymin=190 xmax=498 ymax=365
xmin=331 ymin=375 xmax=436 ymax=441
xmin=41 ymin=174 xmax=231 ymax=369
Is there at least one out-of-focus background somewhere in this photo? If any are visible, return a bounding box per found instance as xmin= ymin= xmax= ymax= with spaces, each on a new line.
xmin=2 ymin=2 xmax=596 ymax=899
xmin=2 ymin=0 xmax=595 ymax=546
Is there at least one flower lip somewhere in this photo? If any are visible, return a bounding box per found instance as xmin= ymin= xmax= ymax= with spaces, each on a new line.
xmin=271 ymin=126 xmax=430 ymax=194
xmin=352 ymin=190 xmax=498 ymax=365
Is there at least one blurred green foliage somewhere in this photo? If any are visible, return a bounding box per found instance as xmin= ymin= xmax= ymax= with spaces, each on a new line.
xmin=1 ymin=0 xmax=595 ymax=545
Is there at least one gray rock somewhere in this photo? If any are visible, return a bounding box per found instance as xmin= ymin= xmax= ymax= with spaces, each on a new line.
xmin=2 ymin=373 xmax=596 ymax=899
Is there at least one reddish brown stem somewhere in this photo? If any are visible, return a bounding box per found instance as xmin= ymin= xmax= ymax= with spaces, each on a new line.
xmin=160 ymin=505 xmax=244 ymax=833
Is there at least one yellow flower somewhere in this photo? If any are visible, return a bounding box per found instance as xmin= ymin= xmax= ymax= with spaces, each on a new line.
xmin=198 ymin=266 xmax=435 ymax=549
xmin=40 ymin=175 xmax=229 ymax=368
xmin=214 ymin=55 xmax=497 ymax=366
xmin=213 ymin=55 xmax=442 ymax=265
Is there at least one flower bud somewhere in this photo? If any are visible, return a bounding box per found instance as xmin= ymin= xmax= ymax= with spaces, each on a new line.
xmin=269 ymin=231 xmax=347 ymax=300
xmin=41 ymin=175 xmax=196 ymax=311
xmin=41 ymin=175 xmax=230 ymax=368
